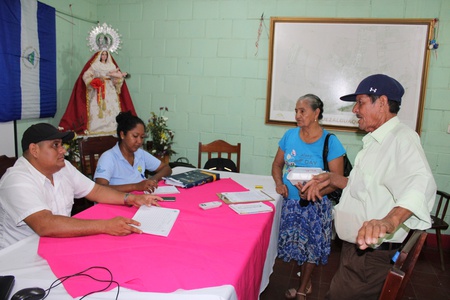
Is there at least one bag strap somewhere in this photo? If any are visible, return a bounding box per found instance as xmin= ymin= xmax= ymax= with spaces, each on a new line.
xmin=322 ymin=133 xmax=333 ymax=172
xmin=175 ymin=157 xmax=190 ymax=163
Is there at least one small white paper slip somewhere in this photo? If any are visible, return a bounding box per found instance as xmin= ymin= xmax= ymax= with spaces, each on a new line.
xmin=153 ymin=185 xmax=180 ymax=194
xmin=229 ymin=202 xmax=273 ymax=215
xmin=132 ymin=206 xmax=180 ymax=237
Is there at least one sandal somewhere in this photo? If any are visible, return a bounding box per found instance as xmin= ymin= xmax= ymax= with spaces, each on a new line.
xmin=285 ymin=283 xmax=312 ymax=299
xmin=285 ymin=288 xmax=297 ymax=299
xmin=306 ymin=283 xmax=312 ymax=294
xmin=296 ymin=292 xmax=307 ymax=300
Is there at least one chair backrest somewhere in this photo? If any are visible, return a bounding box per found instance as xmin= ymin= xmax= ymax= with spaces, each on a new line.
xmin=431 ymin=190 xmax=450 ymax=271
xmin=198 ymin=140 xmax=241 ymax=173
xmin=0 ymin=155 xmax=17 ymax=179
xmin=78 ymin=135 xmax=117 ymax=178
xmin=378 ymin=230 xmax=427 ymax=300
xmin=433 ymin=190 xmax=450 ymax=224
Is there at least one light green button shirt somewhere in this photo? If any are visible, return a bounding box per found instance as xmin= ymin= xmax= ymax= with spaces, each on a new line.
xmin=334 ymin=117 xmax=436 ymax=245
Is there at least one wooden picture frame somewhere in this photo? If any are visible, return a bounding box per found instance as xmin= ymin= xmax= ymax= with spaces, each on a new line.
xmin=265 ymin=17 xmax=434 ymax=133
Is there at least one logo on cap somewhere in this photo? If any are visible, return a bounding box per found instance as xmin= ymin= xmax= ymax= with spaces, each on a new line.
xmin=369 ymin=87 xmax=377 ymax=93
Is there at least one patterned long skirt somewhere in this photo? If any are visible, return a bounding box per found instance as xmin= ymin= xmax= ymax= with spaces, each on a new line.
xmin=277 ymin=197 xmax=332 ymax=265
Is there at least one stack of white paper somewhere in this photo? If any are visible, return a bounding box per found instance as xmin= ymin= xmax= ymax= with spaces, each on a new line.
xmin=153 ymin=186 xmax=180 ymax=194
xmin=229 ymin=202 xmax=273 ymax=215
xmin=219 ymin=189 xmax=273 ymax=203
xmin=132 ymin=206 xmax=180 ymax=237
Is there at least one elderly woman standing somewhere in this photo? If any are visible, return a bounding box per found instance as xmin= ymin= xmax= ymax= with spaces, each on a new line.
xmin=272 ymin=94 xmax=346 ymax=300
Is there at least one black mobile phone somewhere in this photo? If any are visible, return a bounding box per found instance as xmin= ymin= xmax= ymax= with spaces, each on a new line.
xmin=162 ymin=197 xmax=176 ymax=201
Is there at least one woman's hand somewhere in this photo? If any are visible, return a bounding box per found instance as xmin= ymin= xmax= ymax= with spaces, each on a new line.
xmin=275 ymin=183 xmax=288 ymax=198
xmin=135 ymin=179 xmax=159 ymax=193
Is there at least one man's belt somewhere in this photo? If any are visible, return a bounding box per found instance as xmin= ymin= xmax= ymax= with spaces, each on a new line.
xmin=355 ymin=242 xmax=402 ymax=255
xmin=374 ymin=242 xmax=402 ymax=251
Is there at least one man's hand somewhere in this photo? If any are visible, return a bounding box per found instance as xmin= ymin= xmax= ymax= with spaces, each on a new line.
xmin=104 ymin=216 xmax=143 ymax=235
xmin=301 ymin=173 xmax=332 ymax=200
xmin=356 ymin=207 xmax=413 ymax=250
xmin=128 ymin=194 xmax=162 ymax=207
xmin=297 ymin=180 xmax=322 ymax=201
xmin=24 ymin=211 xmax=149 ymax=238
xmin=356 ymin=219 xmax=394 ymax=250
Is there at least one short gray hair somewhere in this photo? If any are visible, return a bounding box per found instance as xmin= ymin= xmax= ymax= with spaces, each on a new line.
xmin=298 ymin=94 xmax=324 ymax=120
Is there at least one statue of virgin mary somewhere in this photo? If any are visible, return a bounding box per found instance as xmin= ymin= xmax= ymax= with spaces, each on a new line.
xmin=59 ymin=24 xmax=136 ymax=135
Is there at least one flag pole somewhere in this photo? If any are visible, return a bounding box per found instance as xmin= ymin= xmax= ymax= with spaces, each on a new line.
xmin=13 ymin=120 xmax=18 ymax=157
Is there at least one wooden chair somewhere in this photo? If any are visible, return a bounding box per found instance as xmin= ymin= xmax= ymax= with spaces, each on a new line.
xmin=378 ymin=230 xmax=427 ymax=300
xmin=430 ymin=190 xmax=450 ymax=271
xmin=0 ymin=155 xmax=17 ymax=179
xmin=198 ymin=140 xmax=241 ymax=173
xmin=72 ymin=135 xmax=117 ymax=216
xmin=78 ymin=135 xmax=118 ymax=178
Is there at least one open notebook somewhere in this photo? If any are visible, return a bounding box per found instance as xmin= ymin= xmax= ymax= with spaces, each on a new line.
xmin=132 ymin=206 xmax=180 ymax=237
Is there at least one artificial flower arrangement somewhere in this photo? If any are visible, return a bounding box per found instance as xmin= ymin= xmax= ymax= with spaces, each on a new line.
xmin=62 ymin=132 xmax=80 ymax=168
xmin=146 ymin=107 xmax=176 ymax=157
xmin=58 ymin=118 xmax=87 ymax=170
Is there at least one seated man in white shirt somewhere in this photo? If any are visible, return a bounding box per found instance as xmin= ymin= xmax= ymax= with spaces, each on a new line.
xmin=303 ymin=74 xmax=436 ymax=300
xmin=0 ymin=123 xmax=162 ymax=250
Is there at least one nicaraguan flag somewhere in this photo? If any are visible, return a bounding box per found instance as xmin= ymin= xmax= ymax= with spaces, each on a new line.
xmin=0 ymin=0 xmax=56 ymax=122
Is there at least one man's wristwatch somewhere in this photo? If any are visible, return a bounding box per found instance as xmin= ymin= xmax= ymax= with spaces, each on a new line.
xmin=124 ymin=193 xmax=131 ymax=206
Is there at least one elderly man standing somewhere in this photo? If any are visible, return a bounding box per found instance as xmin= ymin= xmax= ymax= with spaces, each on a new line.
xmin=0 ymin=123 xmax=162 ymax=250
xmin=303 ymin=74 xmax=436 ymax=299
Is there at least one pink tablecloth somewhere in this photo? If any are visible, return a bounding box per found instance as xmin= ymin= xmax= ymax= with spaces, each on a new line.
xmin=38 ymin=178 xmax=275 ymax=300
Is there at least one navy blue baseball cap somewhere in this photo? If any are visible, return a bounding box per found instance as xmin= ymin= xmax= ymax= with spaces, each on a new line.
xmin=22 ymin=123 xmax=74 ymax=152
xmin=340 ymin=74 xmax=405 ymax=103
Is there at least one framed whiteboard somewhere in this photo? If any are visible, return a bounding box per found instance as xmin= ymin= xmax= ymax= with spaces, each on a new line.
xmin=265 ymin=18 xmax=434 ymax=133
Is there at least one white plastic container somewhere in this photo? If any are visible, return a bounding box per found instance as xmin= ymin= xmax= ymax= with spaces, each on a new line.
xmin=287 ymin=167 xmax=323 ymax=185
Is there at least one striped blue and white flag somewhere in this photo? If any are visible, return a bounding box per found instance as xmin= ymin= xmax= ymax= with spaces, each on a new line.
xmin=0 ymin=0 xmax=56 ymax=122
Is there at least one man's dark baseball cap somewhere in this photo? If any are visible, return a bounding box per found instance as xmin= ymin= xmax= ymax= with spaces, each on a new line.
xmin=22 ymin=123 xmax=74 ymax=152
xmin=340 ymin=74 xmax=405 ymax=103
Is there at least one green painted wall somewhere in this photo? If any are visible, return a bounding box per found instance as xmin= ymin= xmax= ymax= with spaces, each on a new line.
xmin=23 ymin=0 xmax=449 ymax=230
